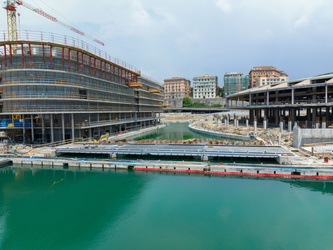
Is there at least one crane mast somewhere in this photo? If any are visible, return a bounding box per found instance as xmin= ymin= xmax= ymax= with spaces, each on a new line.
xmin=3 ymin=0 xmax=17 ymax=41
xmin=2 ymin=0 xmax=105 ymax=46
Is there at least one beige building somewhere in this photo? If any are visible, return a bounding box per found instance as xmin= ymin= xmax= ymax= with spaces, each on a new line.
xmin=164 ymin=77 xmax=191 ymax=99
xmin=249 ymin=66 xmax=288 ymax=88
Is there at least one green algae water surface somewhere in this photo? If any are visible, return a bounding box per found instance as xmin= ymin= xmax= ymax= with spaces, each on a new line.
xmin=1 ymin=166 xmax=333 ymax=250
xmin=133 ymin=122 xmax=229 ymax=141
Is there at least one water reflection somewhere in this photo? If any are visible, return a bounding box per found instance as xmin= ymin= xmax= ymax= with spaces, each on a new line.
xmin=284 ymin=179 xmax=333 ymax=195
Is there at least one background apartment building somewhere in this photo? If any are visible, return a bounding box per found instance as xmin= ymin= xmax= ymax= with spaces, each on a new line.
xmin=193 ymin=74 xmax=218 ymax=99
xmin=224 ymin=73 xmax=249 ymax=97
xmin=249 ymin=66 xmax=288 ymax=88
xmin=164 ymin=77 xmax=191 ymax=99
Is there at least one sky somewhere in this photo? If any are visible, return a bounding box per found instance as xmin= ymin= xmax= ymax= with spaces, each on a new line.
xmin=1 ymin=0 xmax=333 ymax=85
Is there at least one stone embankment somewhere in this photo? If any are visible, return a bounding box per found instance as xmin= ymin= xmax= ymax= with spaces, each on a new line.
xmin=191 ymin=121 xmax=293 ymax=146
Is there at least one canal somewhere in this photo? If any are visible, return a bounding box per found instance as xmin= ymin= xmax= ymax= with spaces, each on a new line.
xmin=1 ymin=166 xmax=333 ymax=249
xmin=131 ymin=122 xmax=230 ymax=141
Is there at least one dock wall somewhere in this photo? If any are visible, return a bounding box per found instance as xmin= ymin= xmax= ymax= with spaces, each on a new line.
xmin=109 ymin=124 xmax=166 ymax=140
xmin=189 ymin=124 xmax=255 ymax=141
xmin=8 ymin=157 xmax=333 ymax=180
xmin=293 ymin=127 xmax=333 ymax=148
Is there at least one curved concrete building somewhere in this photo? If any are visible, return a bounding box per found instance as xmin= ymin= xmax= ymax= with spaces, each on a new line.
xmin=0 ymin=31 xmax=163 ymax=143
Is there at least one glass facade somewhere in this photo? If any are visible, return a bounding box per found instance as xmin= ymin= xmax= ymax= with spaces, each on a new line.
xmin=224 ymin=73 xmax=249 ymax=97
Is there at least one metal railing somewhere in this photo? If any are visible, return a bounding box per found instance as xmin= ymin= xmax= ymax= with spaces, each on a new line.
xmin=0 ymin=30 xmax=140 ymax=74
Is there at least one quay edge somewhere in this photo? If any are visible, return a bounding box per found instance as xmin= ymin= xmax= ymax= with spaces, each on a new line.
xmin=7 ymin=157 xmax=333 ymax=180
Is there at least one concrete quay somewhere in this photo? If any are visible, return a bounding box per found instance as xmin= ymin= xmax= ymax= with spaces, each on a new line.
xmin=7 ymin=157 xmax=333 ymax=180
xmin=54 ymin=143 xmax=297 ymax=164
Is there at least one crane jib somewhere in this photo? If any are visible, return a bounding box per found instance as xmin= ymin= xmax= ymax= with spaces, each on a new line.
xmin=5 ymin=0 xmax=105 ymax=46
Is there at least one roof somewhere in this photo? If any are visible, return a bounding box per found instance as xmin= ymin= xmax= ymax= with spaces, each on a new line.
xmin=227 ymin=73 xmax=333 ymax=99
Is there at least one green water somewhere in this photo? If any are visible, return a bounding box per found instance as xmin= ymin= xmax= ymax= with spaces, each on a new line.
xmin=1 ymin=166 xmax=333 ymax=250
xmin=133 ymin=122 xmax=228 ymax=141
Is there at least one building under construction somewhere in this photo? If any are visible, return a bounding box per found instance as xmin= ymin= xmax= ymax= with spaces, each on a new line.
xmin=0 ymin=32 xmax=163 ymax=143
xmin=0 ymin=1 xmax=163 ymax=143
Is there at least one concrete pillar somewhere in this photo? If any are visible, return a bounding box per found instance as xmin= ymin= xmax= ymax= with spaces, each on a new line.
xmin=22 ymin=114 xmax=26 ymax=144
xmin=266 ymin=91 xmax=269 ymax=106
xmin=312 ymin=109 xmax=317 ymax=127
xmin=322 ymin=116 xmax=327 ymax=129
xmin=279 ymin=116 xmax=284 ymax=132
xmin=246 ymin=119 xmax=249 ymax=128
xmin=291 ymin=88 xmax=295 ymax=105
xmin=50 ymin=114 xmax=54 ymax=143
xmin=41 ymin=115 xmax=45 ymax=144
xmin=307 ymin=108 xmax=311 ymax=128
xmin=201 ymin=155 xmax=209 ymax=161
xmin=249 ymin=94 xmax=252 ymax=106
xmin=263 ymin=118 xmax=267 ymax=129
xmin=316 ymin=117 xmax=320 ymax=129
xmin=225 ymin=117 xmax=229 ymax=128
xmin=254 ymin=117 xmax=257 ymax=132
xmin=249 ymin=110 xmax=254 ymax=123
xmin=312 ymin=88 xmax=317 ymax=103
xmin=292 ymin=109 xmax=296 ymax=125
xmin=275 ymin=109 xmax=279 ymax=125
xmin=71 ymin=113 xmax=75 ymax=141
xmin=31 ymin=114 xmax=34 ymax=143
xmin=288 ymin=116 xmax=292 ymax=132
xmin=325 ymin=85 xmax=328 ymax=104
xmin=62 ymin=114 xmax=65 ymax=141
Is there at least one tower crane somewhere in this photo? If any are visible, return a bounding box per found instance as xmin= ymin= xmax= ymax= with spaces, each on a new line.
xmin=3 ymin=0 xmax=105 ymax=46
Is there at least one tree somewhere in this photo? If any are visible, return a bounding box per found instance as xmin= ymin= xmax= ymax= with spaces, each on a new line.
xmin=217 ymin=87 xmax=224 ymax=97
xmin=183 ymin=97 xmax=193 ymax=107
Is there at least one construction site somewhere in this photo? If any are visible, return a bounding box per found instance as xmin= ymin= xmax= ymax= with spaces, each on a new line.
xmin=0 ymin=1 xmax=332 ymax=172
xmin=0 ymin=0 xmax=164 ymax=144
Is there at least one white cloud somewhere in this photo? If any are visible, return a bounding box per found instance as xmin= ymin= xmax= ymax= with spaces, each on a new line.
xmin=1 ymin=0 xmax=333 ymax=81
xmin=216 ymin=0 xmax=232 ymax=13
xmin=294 ymin=15 xmax=309 ymax=28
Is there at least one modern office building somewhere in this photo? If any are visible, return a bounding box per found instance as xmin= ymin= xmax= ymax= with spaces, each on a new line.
xmin=163 ymin=77 xmax=191 ymax=99
xmin=192 ymin=74 xmax=218 ymax=99
xmin=0 ymin=31 xmax=163 ymax=143
xmin=249 ymin=66 xmax=288 ymax=88
xmin=224 ymin=73 xmax=249 ymax=97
